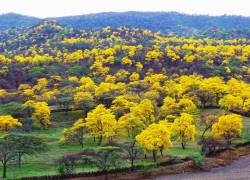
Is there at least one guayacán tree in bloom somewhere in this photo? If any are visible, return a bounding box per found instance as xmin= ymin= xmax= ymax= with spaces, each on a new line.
xmin=172 ymin=113 xmax=195 ymax=149
xmin=158 ymin=96 xmax=176 ymax=119
xmin=61 ymin=118 xmax=85 ymax=147
xmin=219 ymin=95 xmax=243 ymax=112
xmin=117 ymin=112 xmax=145 ymax=168
xmin=73 ymin=91 xmax=95 ymax=115
xmin=136 ymin=123 xmax=172 ymax=162
xmin=200 ymin=77 xmax=227 ymax=103
xmin=0 ymin=115 xmax=22 ymax=132
xmin=32 ymin=102 xmax=51 ymax=127
xmin=24 ymin=100 xmax=51 ymax=127
xmin=111 ymin=95 xmax=131 ymax=118
xmin=118 ymin=113 xmax=145 ymax=139
xmin=212 ymin=114 xmax=243 ymax=145
xmin=85 ymin=104 xmax=117 ymax=144
xmin=200 ymin=114 xmax=219 ymax=141
xmin=130 ymin=99 xmax=155 ymax=126
xmin=159 ymin=97 xmax=198 ymax=120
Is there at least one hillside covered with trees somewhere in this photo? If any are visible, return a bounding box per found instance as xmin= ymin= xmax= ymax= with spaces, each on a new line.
xmin=0 ymin=20 xmax=250 ymax=178
xmin=1 ymin=12 xmax=250 ymax=38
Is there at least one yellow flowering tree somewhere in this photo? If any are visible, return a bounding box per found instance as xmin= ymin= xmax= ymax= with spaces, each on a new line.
xmin=159 ymin=96 xmax=176 ymax=119
xmin=61 ymin=119 xmax=85 ymax=147
xmin=172 ymin=113 xmax=195 ymax=149
xmin=33 ymin=102 xmax=51 ymax=127
xmin=219 ymin=95 xmax=243 ymax=112
xmin=85 ymin=104 xmax=117 ymax=144
xmin=200 ymin=114 xmax=219 ymax=141
xmin=136 ymin=123 xmax=172 ymax=162
xmin=25 ymin=101 xmax=51 ymax=127
xmin=118 ymin=113 xmax=145 ymax=139
xmin=73 ymin=91 xmax=95 ymax=114
xmin=111 ymin=95 xmax=131 ymax=117
xmin=177 ymin=98 xmax=198 ymax=115
xmin=130 ymin=99 xmax=155 ymax=126
xmin=0 ymin=115 xmax=22 ymax=132
xmin=212 ymin=114 xmax=243 ymax=145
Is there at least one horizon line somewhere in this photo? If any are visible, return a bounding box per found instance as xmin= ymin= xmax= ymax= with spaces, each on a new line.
xmin=1 ymin=11 xmax=250 ymax=19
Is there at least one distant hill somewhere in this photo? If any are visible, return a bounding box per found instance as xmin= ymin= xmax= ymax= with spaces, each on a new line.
xmin=53 ymin=12 xmax=250 ymax=32
xmin=0 ymin=13 xmax=41 ymax=30
xmin=1 ymin=12 xmax=250 ymax=38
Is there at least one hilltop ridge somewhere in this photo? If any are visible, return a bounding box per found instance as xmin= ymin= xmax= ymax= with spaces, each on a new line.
xmin=1 ymin=12 xmax=250 ymax=38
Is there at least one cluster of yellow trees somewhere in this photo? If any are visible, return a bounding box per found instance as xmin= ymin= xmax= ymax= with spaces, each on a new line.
xmin=1 ymin=26 xmax=250 ymax=81
xmin=1 ymin=70 xmax=249 ymax=126
xmin=0 ymin=23 xmax=250 ymax=178
xmin=0 ymin=72 xmax=247 ymax=136
xmin=68 ymin=74 xmax=250 ymax=115
xmin=57 ymin=74 xmax=245 ymax=160
xmin=0 ymin=78 xmax=53 ymax=129
xmin=61 ymin=101 xmax=243 ymax=161
xmin=0 ymin=24 xmax=248 ymax=162
xmin=0 ymin=101 xmax=50 ymax=130
xmin=219 ymin=78 xmax=250 ymax=114
xmin=1 ymin=40 xmax=250 ymax=77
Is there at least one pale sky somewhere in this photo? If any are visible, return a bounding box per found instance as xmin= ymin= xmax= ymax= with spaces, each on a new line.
xmin=0 ymin=0 xmax=249 ymax=18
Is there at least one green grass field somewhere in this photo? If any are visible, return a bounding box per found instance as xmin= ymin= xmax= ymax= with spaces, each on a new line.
xmin=3 ymin=108 xmax=250 ymax=179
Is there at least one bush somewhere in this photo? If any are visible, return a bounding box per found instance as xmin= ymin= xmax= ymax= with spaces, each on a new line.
xmin=56 ymin=155 xmax=80 ymax=174
xmin=201 ymin=136 xmax=227 ymax=156
xmin=191 ymin=156 xmax=205 ymax=169
xmin=141 ymin=164 xmax=155 ymax=177
xmin=57 ymin=164 xmax=68 ymax=175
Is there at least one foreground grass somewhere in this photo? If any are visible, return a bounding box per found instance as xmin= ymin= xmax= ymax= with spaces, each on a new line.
xmin=3 ymin=108 xmax=250 ymax=179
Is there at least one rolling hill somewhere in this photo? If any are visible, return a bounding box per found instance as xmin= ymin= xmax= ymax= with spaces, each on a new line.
xmin=0 ymin=13 xmax=41 ymax=30
xmin=1 ymin=12 xmax=250 ymax=38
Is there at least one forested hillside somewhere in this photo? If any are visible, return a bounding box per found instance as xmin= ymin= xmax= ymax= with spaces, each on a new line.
xmin=1 ymin=12 xmax=250 ymax=38
xmin=0 ymin=13 xmax=41 ymax=30
xmin=1 ymin=20 xmax=250 ymax=89
xmin=0 ymin=19 xmax=250 ymax=179
xmin=54 ymin=12 xmax=250 ymax=38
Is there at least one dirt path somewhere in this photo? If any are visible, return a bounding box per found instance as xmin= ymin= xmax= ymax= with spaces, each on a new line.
xmin=156 ymin=155 xmax=250 ymax=180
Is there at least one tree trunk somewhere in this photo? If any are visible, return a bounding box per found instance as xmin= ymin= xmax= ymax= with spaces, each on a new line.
xmin=160 ymin=149 xmax=163 ymax=157
xmin=227 ymin=138 xmax=231 ymax=146
xmin=98 ymin=136 xmax=103 ymax=145
xmin=18 ymin=152 xmax=22 ymax=168
xmin=152 ymin=150 xmax=157 ymax=162
xmin=202 ymin=101 xmax=206 ymax=109
xmin=105 ymin=174 xmax=108 ymax=180
xmin=181 ymin=142 xmax=186 ymax=150
xmin=201 ymin=128 xmax=209 ymax=142
xmin=3 ymin=161 xmax=6 ymax=178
